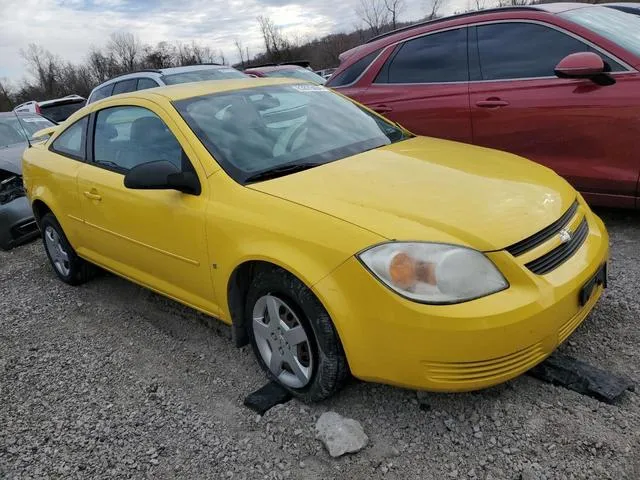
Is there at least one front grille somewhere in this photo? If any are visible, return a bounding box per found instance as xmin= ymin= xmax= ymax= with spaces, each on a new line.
xmin=506 ymin=200 xmax=579 ymax=256
xmin=423 ymin=342 xmax=546 ymax=384
xmin=525 ymin=218 xmax=589 ymax=275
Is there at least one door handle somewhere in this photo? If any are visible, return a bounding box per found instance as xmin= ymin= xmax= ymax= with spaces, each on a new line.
xmin=83 ymin=190 xmax=102 ymax=201
xmin=372 ymin=104 xmax=393 ymax=114
xmin=476 ymin=98 xmax=510 ymax=108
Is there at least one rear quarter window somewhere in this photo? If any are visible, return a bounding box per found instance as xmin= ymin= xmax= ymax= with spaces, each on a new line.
xmin=326 ymin=49 xmax=382 ymax=87
xmin=90 ymin=84 xmax=115 ymax=103
xmin=50 ymin=116 xmax=88 ymax=160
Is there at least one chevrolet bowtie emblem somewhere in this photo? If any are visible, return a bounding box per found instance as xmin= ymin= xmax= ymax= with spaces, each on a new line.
xmin=558 ymin=228 xmax=572 ymax=244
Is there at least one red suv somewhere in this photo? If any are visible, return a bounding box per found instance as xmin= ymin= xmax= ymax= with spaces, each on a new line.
xmin=328 ymin=4 xmax=640 ymax=208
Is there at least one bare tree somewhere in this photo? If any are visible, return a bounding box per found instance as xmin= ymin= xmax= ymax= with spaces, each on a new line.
xmin=20 ymin=44 xmax=60 ymax=97
xmin=425 ymin=0 xmax=446 ymax=19
xmin=107 ymin=32 xmax=140 ymax=71
xmin=234 ymin=39 xmax=247 ymax=68
xmin=384 ymin=0 xmax=405 ymax=29
xmin=356 ymin=0 xmax=390 ymax=36
xmin=0 ymin=79 xmax=14 ymax=110
xmin=470 ymin=0 xmax=487 ymax=10
xmin=256 ymin=16 xmax=290 ymax=61
xmin=142 ymin=42 xmax=175 ymax=69
xmin=87 ymin=47 xmax=121 ymax=83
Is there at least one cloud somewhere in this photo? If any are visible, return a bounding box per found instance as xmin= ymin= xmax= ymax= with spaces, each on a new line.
xmin=0 ymin=0 xmax=467 ymax=84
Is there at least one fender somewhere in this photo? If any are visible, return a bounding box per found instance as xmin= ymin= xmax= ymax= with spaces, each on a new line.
xmin=30 ymin=185 xmax=83 ymax=248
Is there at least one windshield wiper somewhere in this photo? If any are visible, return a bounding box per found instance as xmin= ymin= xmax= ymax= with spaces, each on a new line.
xmin=244 ymin=162 xmax=322 ymax=183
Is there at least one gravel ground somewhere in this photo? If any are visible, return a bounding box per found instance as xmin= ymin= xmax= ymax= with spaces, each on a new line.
xmin=1 ymin=208 xmax=639 ymax=480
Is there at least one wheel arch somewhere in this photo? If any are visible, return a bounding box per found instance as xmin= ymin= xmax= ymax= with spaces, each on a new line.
xmin=226 ymin=257 xmax=341 ymax=349
xmin=31 ymin=198 xmax=52 ymax=226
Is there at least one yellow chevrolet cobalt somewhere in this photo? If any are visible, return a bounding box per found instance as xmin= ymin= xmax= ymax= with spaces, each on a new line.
xmin=22 ymin=78 xmax=608 ymax=401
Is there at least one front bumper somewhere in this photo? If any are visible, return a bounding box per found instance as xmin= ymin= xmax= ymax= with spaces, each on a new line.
xmin=312 ymin=210 xmax=609 ymax=392
xmin=0 ymin=196 xmax=39 ymax=250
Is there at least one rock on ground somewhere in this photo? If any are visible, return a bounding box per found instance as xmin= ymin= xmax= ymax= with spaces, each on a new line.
xmin=1 ymin=208 xmax=640 ymax=479
xmin=315 ymin=411 xmax=369 ymax=457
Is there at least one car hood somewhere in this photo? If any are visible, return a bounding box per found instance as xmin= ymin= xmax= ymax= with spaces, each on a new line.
xmin=0 ymin=142 xmax=28 ymax=175
xmin=248 ymin=137 xmax=577 ymax=251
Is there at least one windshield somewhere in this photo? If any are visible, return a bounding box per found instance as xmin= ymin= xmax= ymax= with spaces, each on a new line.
xmin=0 ymin=115 xmax=54 ymax=147
xmin=162 ymin=67 xmax=247 ymax=85
xmin=264 ymin=68 xmax=327 ymax=85
xmin=561 ymin=6 xmax=640 ymax=57
xmin=174 ymin=84 xmax=408 ymax=183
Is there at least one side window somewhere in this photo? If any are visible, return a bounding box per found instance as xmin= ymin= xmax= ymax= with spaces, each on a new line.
xmin=327 ymin=49 xmax=382 ymax=87
xmin=376 ymin=28 xmax=468 ymax=84
xmin=475 ymin=22 xmax=624 ymax=81
xmin=136 ymin=78 xmax=159 ymax=91
xmin=112 ymin=79 xmax=137 ymax=95
xmin=50 ymin=116 xmax=88 ymax=160
xmin=90 ymin=84 xmax=114 ymax=102
xmin=93 ymin=106 xmax=187 ymax=173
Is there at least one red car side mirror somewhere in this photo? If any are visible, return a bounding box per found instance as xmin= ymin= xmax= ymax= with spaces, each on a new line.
xmin=554 ymin=52 xmax=608 ymax=80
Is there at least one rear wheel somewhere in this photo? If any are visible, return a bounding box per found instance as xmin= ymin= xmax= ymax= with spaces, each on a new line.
xmin=245 ymin=265 xmax=349 ymax=402
xmin=40 ymin=213 xmax=95 ymax=285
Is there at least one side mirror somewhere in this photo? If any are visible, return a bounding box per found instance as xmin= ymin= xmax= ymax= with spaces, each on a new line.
xmin=124 ymin=161 xmax=201 ymax=195
xmin=554 ymin=52 xmax=614 ymax=86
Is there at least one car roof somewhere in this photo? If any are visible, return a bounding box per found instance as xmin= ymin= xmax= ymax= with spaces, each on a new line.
xmin=338 ymin=3 xmax=600 ymax=65
xmin=367 ymin=4 xmax=597 ymax=44
xmin=603 ymin=2 xmax=640 ymax=7
xmin=38 ymin=95 xmax=86 ymax=107
xmin=157 ymin=64 xmax=227 ymax=74
xmin=245 ymin=65 xmax=301 ymax=73
xmin=90 ymin=64 xmax=234 ymax=91
xmin=0 ymin=111 xmax=46 ymax=118
xmin=89 ymin=77 xmax=298 ymax=105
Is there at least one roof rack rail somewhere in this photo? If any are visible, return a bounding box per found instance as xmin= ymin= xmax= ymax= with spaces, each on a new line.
xmin=365 ymin=6 xmax=542 ymax=44
xmin=102 ymin=68 xmax=162 ymax=82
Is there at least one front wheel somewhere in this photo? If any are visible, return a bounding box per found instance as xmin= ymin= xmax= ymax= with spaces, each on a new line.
xmin=245 ymin=265 xmax=349 ymax=402
xmin=40 ymin=213 xmax=95 ymax=285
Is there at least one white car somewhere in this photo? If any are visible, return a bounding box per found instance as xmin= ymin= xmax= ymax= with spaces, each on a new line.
xmin=87 ymin=64 xmax=249 ymax=104
xmin=13 ymin=95 xmax=86 ymax=123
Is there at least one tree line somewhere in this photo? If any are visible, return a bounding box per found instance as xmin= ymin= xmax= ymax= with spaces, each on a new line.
xmin=0 ymin=0 xmax=578 ymax=111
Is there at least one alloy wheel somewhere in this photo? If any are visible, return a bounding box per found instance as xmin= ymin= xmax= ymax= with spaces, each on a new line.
xmin=252 ymin=294 xmax=313 ymax=388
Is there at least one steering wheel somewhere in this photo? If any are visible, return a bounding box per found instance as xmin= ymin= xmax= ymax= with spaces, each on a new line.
xmin=285 ymin=123 xmax=307 ymax=153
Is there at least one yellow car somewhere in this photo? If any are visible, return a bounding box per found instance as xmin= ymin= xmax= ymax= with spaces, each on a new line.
xmin=22 ymin=78 xmax=609 ymax=402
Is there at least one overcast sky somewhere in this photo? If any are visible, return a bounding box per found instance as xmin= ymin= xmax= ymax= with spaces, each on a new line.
xmin=0 ymin=0 xmax=470 ymax=83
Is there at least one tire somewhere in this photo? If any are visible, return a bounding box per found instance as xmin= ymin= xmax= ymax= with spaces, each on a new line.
xmin=40 ymin=213 xmax=95 ymax=285
xmin=245 ymin=265 xmax=349 ymax=402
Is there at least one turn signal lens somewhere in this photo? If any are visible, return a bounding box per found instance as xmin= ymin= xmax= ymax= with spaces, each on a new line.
xmin=389 ymin=252 xmax=416 ymax=289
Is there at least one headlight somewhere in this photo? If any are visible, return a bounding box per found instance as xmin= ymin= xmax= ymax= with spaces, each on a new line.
xmin=358 ymin=242 xmax=508 ymax=304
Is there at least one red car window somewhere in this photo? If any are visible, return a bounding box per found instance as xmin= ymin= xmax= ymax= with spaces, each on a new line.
xmin=375 ymin=28 xmax=468 ymax=84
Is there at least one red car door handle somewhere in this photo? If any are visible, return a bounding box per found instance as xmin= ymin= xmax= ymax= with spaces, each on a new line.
xmin=372 ymin=105 xmax=393 ymax=114
xmin=476 ymin=99 xmax=510 ymax=108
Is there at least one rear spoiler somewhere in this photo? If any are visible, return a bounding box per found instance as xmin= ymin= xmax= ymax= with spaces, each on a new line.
xmin=32 ymin=125 xmax=58 ymax=142
xmin=338 ymin=45 xmax=365 ymax=64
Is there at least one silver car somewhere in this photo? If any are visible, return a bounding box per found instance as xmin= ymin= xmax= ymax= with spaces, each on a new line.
xmin=0 ymin=112 xmax=55 ymax=250
xmin=87 ymin=64 xmax=249 ymax=104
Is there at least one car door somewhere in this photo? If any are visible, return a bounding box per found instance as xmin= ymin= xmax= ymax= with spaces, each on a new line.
xmin=355 ymin=27 xmax=473 ymax=143
xmin=469 ymin=21 xmax=640 ymax=207
xmin=76 ymin=100 xmax=220 ymax=316
xmin=44 ymin=115 xmax=90 ymax=245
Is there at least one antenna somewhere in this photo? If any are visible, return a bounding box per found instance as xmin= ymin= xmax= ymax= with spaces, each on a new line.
xmin=13 ymin=111 xmax=32 ymax=149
